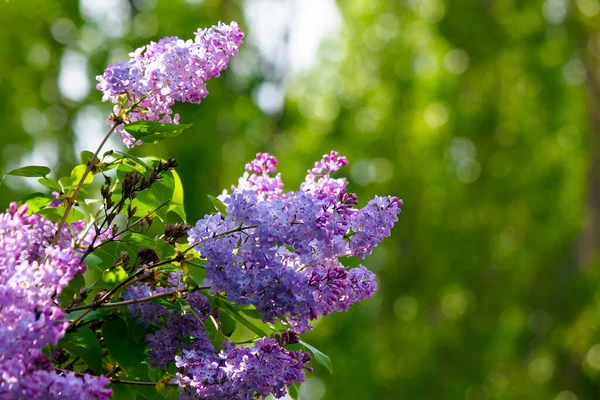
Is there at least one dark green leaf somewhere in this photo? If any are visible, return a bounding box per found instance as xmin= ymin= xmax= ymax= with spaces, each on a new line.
xmin=220 ymin=300 xmax=269 ymax=337
xmin=186 ymin=262 xmax=206 ymax=287
xmin=220 ymin=309 xmax=237 ymax=337
xmin=65 ymin=308 xmax=110 ymax=322
xmin=7 ymin=165 xmax=51 ymax=177
xmin=123 ymin=121 xmax=193 ymax=144
xmin=80 ymin=150 xmax=95 ymax=165
xmin=185 ymin=303 xmax=225 ymax=351
xmin=128 ymin=232 xmax=156 ymax=249
xmin=113 ymin=151 xmax=150 ymax=171
xmin=116 ymin=161 xmax=174 ymax=223
xmin=91 ymin=241 xmax=136 ymax=270
xmin=239 ymin=308 xmax=264 ymax=320
xmin=38 ymin=206 xmax=86 ymax=223
xmin=110 ymin=384 xmax=137 ymax=400
xmin=57 ymin=327 xmax=103 ymax=374
xmin=203 ymin=315 xmax=226 ymax=351
xmin=155 ymin=239 xmax=177 ymax=259
xmin=288 ymin=383 xmax=300 ymax=400
xmin=83 ymin=254 xmax=103 ymax=267
xmin=299 ymin=340 xmax=332 ymax=374
xmin=207 ymin=194 xmax=228 ymax=216
xmin=103 ymin=317 xmax=147 ymax=371
xmin=58 ymin=272 xmax=85 ymax=307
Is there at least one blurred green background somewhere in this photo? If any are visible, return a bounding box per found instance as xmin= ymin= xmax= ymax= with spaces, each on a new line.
xmin=2 ymin=0 xmax=600 ymax=398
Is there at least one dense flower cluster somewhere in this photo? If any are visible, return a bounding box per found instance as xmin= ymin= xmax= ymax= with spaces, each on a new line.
xmin=190 ymin=151 xmax=402 ymax=332
xmin=175 ymin=336 xmax=311 ymax=400
xmin=123 ymin=272 xmax=215 ymax=368
xmin=96 ymin=22 xmax=244 ymax=147
xmin=124 ymin=274 xmax=310 ymax=398
xmin=0 ymin=203 xmax=111 ymax=399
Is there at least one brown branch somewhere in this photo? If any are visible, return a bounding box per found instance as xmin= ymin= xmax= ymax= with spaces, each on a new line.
xmin=65 ymin=287 xmax=206 ymax=312
xmin=50 ymin=122 xmax=119 ymax=247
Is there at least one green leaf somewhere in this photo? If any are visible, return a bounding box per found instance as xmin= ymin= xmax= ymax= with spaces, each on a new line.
xmin=155 ymin=239 xmax=177 ymax=259
xmin=185 ymin=303 xmax=225 ymax=351
xmin=207 ymin=194 xmax=228 ymax=216
xmin=239 ymin=308 xmax=264 ymax=320
xmin=203 ymin=315 xmax=226 ymax=352
xmin=102 ymin=265 xmax=128 ymax=284
xmin=58 ymin=176 xmax=73 ymax=190
xmin=58 ymin=272 xmax=85 ymax=307
xmin=128 ymin=232 xmax=156 ymax=249
xmin=20 ymin=192 xmax=53 ymax=213
xmin=168 ymin=169 xmax=186 ymax=221
xmin=113 ymin=151 xmax=150 ymax=171
xmin=38 ymin=176 xmax=62 ymax=191
xmin=83 ymin=254 xmax=103 ymax=267
xmin=185 ymin=262 xmax=206 ymax=287
xmin=103 ymin=317 xmax=147 ymax=371
xmin=299 ymin=340 xmax=333 ymax=374
xmin=90 ymin=241 xmax=136 ymax=270
xmin=288 ymin=383 xmax=300 ymax=400
xmin=57 ymin=327 xmax=103 ymax=374
xmin=116 ymin=161 xmax=174 ymax=223
xmin=123 ymin=121 xmax=193 ymax=144
xmin=220 ymin=309 xmax=237 ymax=337
xmin=1 ymin=165 xmax=52 ymax=189
xmin=80 ymin=150 xmax=95 ymax=165
xmin=219 ymin=300 xmax=269 ymax=337
xmin=65 ymin=308 xmax=110 ymax=322
xmin=110 ymin=384 xmax=138 ymax=400
xmin=70 ymin=164 xmax=94 ymax=186
xmin=38 ymin=206 xmax=86 ymax=223
xmin=7 ymin=165 xmax=51 ymax=177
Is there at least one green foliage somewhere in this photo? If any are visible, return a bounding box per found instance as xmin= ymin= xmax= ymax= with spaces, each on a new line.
xmin=103 ymin=317 xmax=148 ymax=371
xmin=207 ymin=194 xmax=228 ymax=216
xmin=58 ymin=327 xmax=103 ymax=374
xmin=123 ymin=121 xmax=193 ymax=144
xmin=37 ymin=205 xmax=86 ymax=223
xmin=299 ymin=340 xmax=333 ymax=374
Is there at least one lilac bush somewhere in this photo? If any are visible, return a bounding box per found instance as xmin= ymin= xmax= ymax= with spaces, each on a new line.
xmin=0 ymin=20 xmax=402 ymax=399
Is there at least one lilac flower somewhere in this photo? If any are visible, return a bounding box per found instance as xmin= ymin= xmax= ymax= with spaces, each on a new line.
xmin=124 ymin=274 xmax=216 ymax=368
xmin=189 ymin=151 xmax=402 ymax=332
xmin=0 ymin=203 xmax=111 ymax=399
xmin=96 ymin=22 xmax=244 ymax=147
xmin=175 ymin=337 xmax=311 ymax=399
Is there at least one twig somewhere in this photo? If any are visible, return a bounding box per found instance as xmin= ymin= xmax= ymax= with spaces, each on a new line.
xmin=50 ymin=122 xmax=119 ymax=247
xmin=56 ymin=369 xmax=176 ymax=387
xmin=65 ymin=287 xmax=207 ymax=312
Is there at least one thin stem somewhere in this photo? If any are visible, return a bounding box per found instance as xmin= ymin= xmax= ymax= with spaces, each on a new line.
xmin=50 ymin=122 xmax=119 ymax=247
xmin=97 ymin=257 xmax=181 ymax=304
xmin=67 ymin=309 xmax=93 ymax=329
xmin=65 ymin=287 xmax=207 ymax=312
xmin=183 ymin=224 xmax=259 ymax=255
xmin=56 ymin=369 xmax=176 ymax=387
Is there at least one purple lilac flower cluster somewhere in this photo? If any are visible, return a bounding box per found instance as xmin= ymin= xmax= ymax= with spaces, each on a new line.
xmin=123 ymin=272 xmax=216 ymax=369
xmin=124 ymin=272 xmax=311 ymax=398
xmin=175 ymin=335 xmax=311 ymax=400
xmin=0 ymin=203 xmax=111 ymax=399
xmin=96 ymin=22 xmax=244 ymax=147
xmin=189 ymin=151 xmax=402 ymax=332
